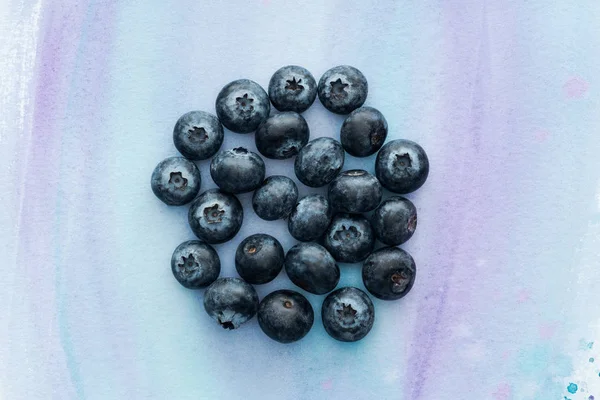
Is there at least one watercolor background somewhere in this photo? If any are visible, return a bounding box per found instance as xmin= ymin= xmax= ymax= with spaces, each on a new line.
xmin=1 ymin=1 xmax=600 ymax=399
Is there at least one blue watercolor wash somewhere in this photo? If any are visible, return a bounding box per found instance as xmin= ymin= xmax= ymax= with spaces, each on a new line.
xmin=567 ymin=383 xmax=578 ymax=394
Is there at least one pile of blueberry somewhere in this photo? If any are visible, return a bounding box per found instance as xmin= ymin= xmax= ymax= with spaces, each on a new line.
xmin=151 ymin=65 xmax=429 ymax=343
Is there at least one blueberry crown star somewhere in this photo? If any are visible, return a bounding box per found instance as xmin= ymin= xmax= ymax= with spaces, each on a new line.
xmin=394 ymin=153 xmax=412 ymax=169
xmin=337 ymin=303 xmax=357 ymax=324
xmin=285 ymin=77 xmax=304 ymax=91
xmin=236 ymin=93 xmax=254 ymax=112
xmin=178 ymin=254 xmax=199 ymax=276
xmin=168 ymin=171 xmax=188 ymax=190
xmin=204 ymin=203 xmax=225 ymax=223
xmin=330 ymin=78 xmax=349 ymax=99
xmin=187 ymin=126 xmax=208 ymax=142
xmin=333 ymin=225 xmax=361 ymax=241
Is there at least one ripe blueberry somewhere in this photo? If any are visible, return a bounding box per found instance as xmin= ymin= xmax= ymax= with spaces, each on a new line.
xmin=328 ymin=170 xmax=382 ymax=214
xmin=268 ymin=65 xmax=317 ymax=113
xmin=362 ymin=247 xmax=416 ymax=300
xmin=375 ymin=139 xmax=429 ymax=194
xmin=258 ymin=290 xmax=314 ymax=343
xmin=204 ymin=277 xmax=259 ymax=330
xmin=318 ymin=65 xmax=368 ymax=114
xmin=210 ymin=147 xmax=265 ymax=194
xmin=255 ymin=112 xmax=310 ymax=159
xmin=215 ymin=79 xmax=270 ymax=133
xmin=323 ymin=213 xmax=375 ymax=263
xmin=151 ymin=156 xmax=201 ymax=206
xmin=171 ymin=240 xmax=220 ymax=289
xmin=252 ymin=175 xmax=298 ymax=221
xmin=173 ymin=111 xmax=224 ymax=160
xmin=235 ymin=234 xmax=284 ymax=284
xmin=284 ymin=242 xmax=340 ymax=295
xmin=288 ymin=194 xmax=332 ymax=242
xmin=371 ymin=196 xmax=417 ymax=246
xmin=188 ymin=189 xmax=243 ymax=244
xmin=321 ymin=287 xmax=374 ymax=342
xmin=340 ymin=106 xmax=387 ymax=157
xmin=294 ymin=137 xmax=345 ymax=187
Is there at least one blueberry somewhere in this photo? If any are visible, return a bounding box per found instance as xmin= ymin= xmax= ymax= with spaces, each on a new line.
xmin=323 ymin=213 xmax=375 ymax=263
xmin=171 ymin=240 xmax=220 ymax=289
xmin=203 ymin=277 xmax=259 ymax=330
xmin=268 ymin=65 xmax=317 ymax=113
xmin=258 ymin=290 xmax=314 ymax=343
xmin=288 ymin=194 xmax=332 ymax=242
xmin=284 ymin=243 xmax=340 ymax=295
xmin=235 ymin=234 xmax=284 ymax=284
xmin=321 ymin=287 xmax=374 ymax=342
xmin=317 ymin=65 xmax=368 ymax=115
xmin=173 ymin=111 xmax=224 ymax=160
xmin=294 ymin=137 xmax=345 ymax=187
xmin=375 ymin=139 xmax=429 ymax=194
xmin=252 ymin=176 xmax=298 ymax=221
xmin=151 ymin=156 xmax=201 ymax=206
xmin=255 ymin=112 xmax=310 ymax=159
xmin=188 ymin=189 xmax=243 ymax=244
xmin=362 ymin=247 xmax=416 ymax=300
xmin=371 ymin=196 xmax=417 ymax=246
xmin=340 ymin=107 xmax=387 ymax=157
xmin=210 ymin=147 xmax=265 ymax=194
xmin=328 ymin=170 xmax=382 ymax=214
xmin=215 ymin=79 xmax=270 ymax=133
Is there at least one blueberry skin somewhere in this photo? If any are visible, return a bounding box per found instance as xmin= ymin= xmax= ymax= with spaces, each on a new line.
xmin=171 ymin=240 xmax=220 ymax=289
xmin=258 ymin=290 xmax=314 ymax=343
xmin=151 ymin=156 xmax=201 ymax=206
xmin=321 ymin=287 xmax=374 ymax=342
xmin=294 ymin=137 xmax=345 ymax=187
xmin=340 ymin=107 xmax=387 ymax=157
xmin=188 ymin=189 xmax=243 ymax=244
xmin=328 ymin=170 xmax=382 ymax=214
xmin=173 ymin=111 xmax=224 ymax=160
xmin=371 ymin=196 xmax=417 ymax=246
xmin=375 ymin=139 xmax=429 ymax=194
xmin=255 ymin=112 xmax=310 ymax=159
xmin=215 ymin=79 xmax=270 ymax=133
xmin=235 ymin=234 xmax=284 ymax=284
xmin=288 ymin=194 xmax=332 ymax=242
xmin=252 ymin=176 xmax=298 ymax=221
xmin=318 ymin=65 xmax=368 ymax=115
xmin=268 ymin=65 xmax=317 ymax=113
xmin=362 ymin=247 xmax=416 ymax=300
xmin=323 ymin=213 xmax=375 ymax=263
xmin=210 ymin=147 xmax=266 ymax=194
xmin=284 ymin=243 xmax=340 ymax=295
xmin=203 ymin=277 xmax=259 ymax=330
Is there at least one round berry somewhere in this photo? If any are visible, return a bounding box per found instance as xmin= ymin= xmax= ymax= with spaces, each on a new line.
xmin=268 ymin=65 xmax=317 ymax=113
xmin=210 ymin=147 xmax=265 ymax=194
xmin=288 ymin=194 xmax=332 ymax=242
xmin=252 ymin=176 xmax=298 ymax=221
xmin=371 ymin=196 xmax=417 ymax=246
xmin=151 ymin=156 xmax=201 ymax=206
xmin=173 ymin=111 xmax=224 ymax=160
xmin=328 ymin=170 xmax=382 ymax=213
xmin=323 ymin=213 xmax=375 ymax=263
xmin=340 ymin=106 xmax=387 ymax=157
xmin=235 ymin=234 xmax=284 ymax=284
xmin=321 ymin=287 xmax=374 ymax=342
xmin=294 ymin=137 xmax=345 ymax=187
xmin=204 ymin=278 xmax=259 ymax=330
xmin=362 ymin=247 xmax=416 ymax=300
xmin=171 ymin=240 xmax=220 ymax=289
xmin=284 ymin=243 xmax=340 ymax=295
xmin=255 ymin=112 xmax=310 ymax=159
xmin=258 ymin=290 xmax=314 ymax=343
xmin=188 ymin=189 xmax=243 ymax=244
xmin=375 ymin=139 xmax=429 ymax=194
xmin=318 ymin=65 xmax=368 ymax=114
xmin=215 ymin=79 xmax=270 ymax=133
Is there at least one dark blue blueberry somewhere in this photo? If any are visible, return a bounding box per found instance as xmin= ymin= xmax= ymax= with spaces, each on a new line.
xmin=255 ymin=112 xmax=309 ymax=159
xmin=173 ymin=111 xmax=224 ymax=160
xmin=323 ymin=213 xmax=375 ymax=263
xmin=215 ymin=79 xmax=270 ymax=133
xmin=340 ymin=106 xmax=387 ymax=157
xmin=188 ymin=189 xmax=243 ymax=244
xmin=252 ymin=176 xmax=298 ymax=221
xmin=258 ymin=290 xmax=314 ymax=343
xmin=171 ymin=240 xmax=220 ymax=289
xmin=235 ymin=234 xmax=284 ymax=284
xmin=328 ymin=170 xmax=382 ymax=214
xmin=371 ymin=196 xmax=417 ymax=246
xmin=284 ymin=243 xmax=340 ymax=295
xmin=321 ymin=287 xmax=374 ymax=342
xmin=318 ymin=65 xmax=368 ymax=115
xmin=268 ymin=65 xmax=317 ymax=113
xmin=151 ymin=156 xmax=201 ymax=206
xmin=294 ymin=137 xmax=345 ymax=187
xmin=288 ymin=194 xmax=332 ymax=242
xmin=210 ymin=147 xmax=265 ymax=194
xmin=362 ymin=247 xmax=416 ymax=300
xmin=203 ymin=277 xmax=259 ymax=330
xmin=375 ymin=139 xmax=429 ymax=194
